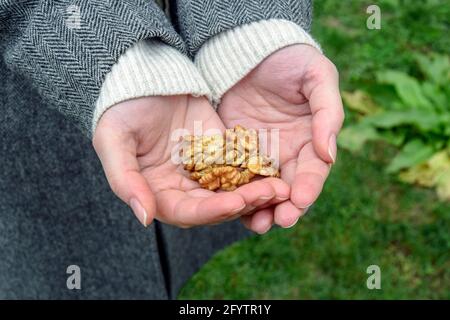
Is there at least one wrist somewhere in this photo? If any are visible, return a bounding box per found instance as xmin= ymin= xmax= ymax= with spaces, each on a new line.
xmin=195 ymin=19 xmax=321 ymax=105
xmin=93 ymin=40 xmax=211 ymax=136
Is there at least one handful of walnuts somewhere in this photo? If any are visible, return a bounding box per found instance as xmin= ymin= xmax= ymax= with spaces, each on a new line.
xmin=180 ymin=125 xmax=279 ymax=191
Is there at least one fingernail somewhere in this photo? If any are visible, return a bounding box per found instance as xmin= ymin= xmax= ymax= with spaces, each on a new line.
xmin=256 ymin=224 xmax=272 ymax=235
xmin=130 ymin=198 xmax=148 ymax=227
xmin=275 ymin=196 xmax=289 ymax=201
xmin=251 ymin=195 xmax=274 ymax=206
xmin=240 ymin=205 xmax=256 ymax=215
xmin=328 ymin=134 xmax=337 ymax=163
xmin=284 ymin=217 xmax=300 ymax=229
xmin=297 ymin=202 xmax=313 ymax=209
xmin=231 ymin=204 xmax=246 ymax=214
xmin=303 ymin=205 xmax=311 ymax=215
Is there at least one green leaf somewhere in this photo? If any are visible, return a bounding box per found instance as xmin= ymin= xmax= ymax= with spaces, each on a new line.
xmin=386 ymin=139 xmax=435 ymax=173
xmin=376 ymin=70 xmax=434 ymax=110
xmin=421 ymin=81 xmax=447 ymax=112
xmin=364 ymin=110 xmax=443 ymax=132
xmin=414 ymin=53 xmax=450 ymax=86
xmin=369 ymin=83 xmax=408 ymax=111
xmin=378 ymin=130 xmax=406 ymax=146
xmin=342 ymin=90 xmax=380 ymax=115
xmin=338 ymin=124 xmax=379 ymax=152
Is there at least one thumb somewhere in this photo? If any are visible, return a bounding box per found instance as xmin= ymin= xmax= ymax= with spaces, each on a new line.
xmin=93 ymin=127 xmax=156 ymax=227
xmin=303 ymin=57 xmax=344 ymax=164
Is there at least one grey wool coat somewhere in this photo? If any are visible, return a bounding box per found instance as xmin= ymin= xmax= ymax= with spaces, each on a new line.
xmin=0 ymin=0 xmax=312 ymax=299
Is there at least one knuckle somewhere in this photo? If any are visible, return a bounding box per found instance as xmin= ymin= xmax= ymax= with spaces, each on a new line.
xmin=322 ymin=57 xmax=339 ymax=77
xmin=305 ymin=63 xmax=326 ymax=83
xmin=305 ymin=56 xmax=338 ymax=84
xmin=337 ymin=108 xmax=346 ymax=124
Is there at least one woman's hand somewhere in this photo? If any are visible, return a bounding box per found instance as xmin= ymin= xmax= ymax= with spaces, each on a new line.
xmin=93 ymin=95 xmax=290 ymax=228
xmin=218 ymin=44 xmax=344 ymax=232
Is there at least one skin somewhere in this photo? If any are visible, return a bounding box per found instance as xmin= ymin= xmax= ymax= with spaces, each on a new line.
xmin=93 ymin=44 xmax=343 ymax=234
xmin=218 ymin=44 xmax=344 ymax=233
xmin=93 ymin=95 xmax=290 ymax=228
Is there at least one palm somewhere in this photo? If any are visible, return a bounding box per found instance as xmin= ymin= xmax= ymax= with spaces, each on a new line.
xmin=95 ymin=95 xmax=289 ymax=228
xmin=218 ymin=45 xmax=343 ymax=227
xmin=218 ymin=82 xmax=313 ymax=181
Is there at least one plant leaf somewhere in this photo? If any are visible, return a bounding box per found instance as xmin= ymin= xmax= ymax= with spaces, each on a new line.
xmin=414 ymin=53 xmax=450 ymax=86
xmin=376 ymin=70 xmax=434 ymax=110
xmin=364 ymin=110 xmax=443 ymax=132
xmin=399 ymin=149 xmax=450 ymax=201
xmin=399 ymin=150 xmax=450 ymax=186
xmin=421 ymin=81 xmax=447 ymax=112
xmin=436 ymin=170 xmax=450 ymax=201
xmin=386 ymin=139 xmax=435 ymax=173
xmin=342 ymin=90 xmax=380 ymax=115
xmin=378 ymin=129 xmax=406 ymax=146
xmin=338 ymin=124 xmax=379 ymax=152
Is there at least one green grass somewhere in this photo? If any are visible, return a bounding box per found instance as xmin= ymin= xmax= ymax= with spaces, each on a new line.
xmin=178 ymin=0 xmax=450 ymax=299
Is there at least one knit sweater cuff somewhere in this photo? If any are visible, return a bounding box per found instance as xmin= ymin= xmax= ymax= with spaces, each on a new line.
xmin=92 ymin=39 xmax=211 ymax=133
xmin=195 ymin=19 xmax=322 ymax=105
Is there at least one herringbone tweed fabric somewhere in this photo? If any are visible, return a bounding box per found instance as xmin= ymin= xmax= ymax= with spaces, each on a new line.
xmin=0 ymin=0 xmax=313 ymax=298
xmin=0 ymin=0 xmax=185 ymax=136
xmin=1 ymin=0 xmax=312 ymax=135
xmin=173 ymin=0 xmax=313 ymax=55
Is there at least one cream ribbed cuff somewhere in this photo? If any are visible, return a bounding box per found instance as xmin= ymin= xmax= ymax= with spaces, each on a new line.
xmin=195 ymin=19 xmax=322 ymax=105
xmin=92 ymin=40 xmax=211 ymax=133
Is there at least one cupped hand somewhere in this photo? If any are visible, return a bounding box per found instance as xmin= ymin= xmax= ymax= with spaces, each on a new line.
xmin=218 ymin=44 xmax=344 ymax=232
xmin=93 ymin=95 xmax=290 ymax=228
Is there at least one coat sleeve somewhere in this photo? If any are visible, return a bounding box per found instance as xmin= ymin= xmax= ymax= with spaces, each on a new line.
xmin=173 ymin=0 xmax=322 ymax=104
xmin=0 ymin=0 xmax=187 ymax=136
xmin=173 ymin=0 xmax=315 ymax=56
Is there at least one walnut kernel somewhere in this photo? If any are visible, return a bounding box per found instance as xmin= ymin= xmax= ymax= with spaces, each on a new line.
xmin=182 ymin=125 xmax=279 ymax=191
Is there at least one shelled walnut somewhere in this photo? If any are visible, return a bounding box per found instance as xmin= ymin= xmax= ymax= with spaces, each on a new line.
xmin=181 ymin=125 xmax=279 ymax=191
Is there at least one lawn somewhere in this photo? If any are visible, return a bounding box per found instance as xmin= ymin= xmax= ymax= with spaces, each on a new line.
xmin=178 ymin=0 xmax=450 ymax=299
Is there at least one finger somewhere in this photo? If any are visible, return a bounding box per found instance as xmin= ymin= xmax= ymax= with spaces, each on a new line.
xmin=262 ymin=177 xmax=291 ymax=202
xmin=302 ymin=57 xmax=344 ymax=163
xmin=274 ymin=200 xmax=303 ymax=228
xmin=93 ymin=128 xmax=156 ymax=227
xmin=252 ymin=188 xmax=291 ymax=210
xmin=233 ymin=180 xmax=276 ymax=207
xmin=291 ymin=142 xmax=330 ymax=209
xmin=233 ymin=178 xmax=290 ymax=214
xmin=280 ymin=159 xmax=297 ymax=185
xmin=240 ymin=208 xmax=274 ymax=234
xmin=240 ymin=215 xmax=252 ymax=230
xmin=156 ymin=189 xmax=246 ymax=227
